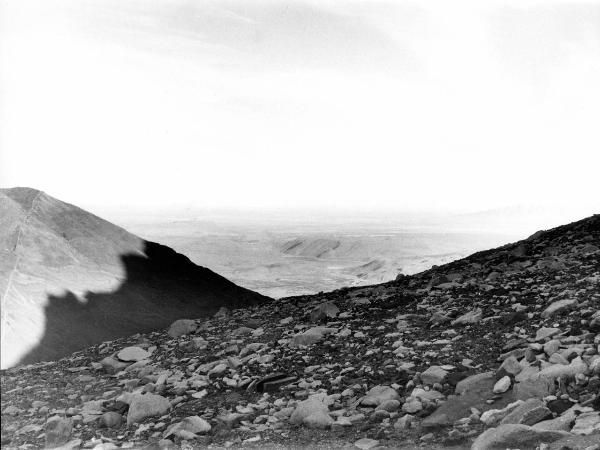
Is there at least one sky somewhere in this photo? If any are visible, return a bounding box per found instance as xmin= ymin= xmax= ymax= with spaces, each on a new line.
xmin=1 ymin=0 xmax=599 ymax=214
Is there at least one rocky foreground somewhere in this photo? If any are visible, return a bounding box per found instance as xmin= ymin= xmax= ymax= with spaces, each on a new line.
xmin=2 ymin=215 xmax=600 ymax=450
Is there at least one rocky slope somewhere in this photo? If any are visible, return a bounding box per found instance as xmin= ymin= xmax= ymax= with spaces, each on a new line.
xmin=1 ymin=214 xmax=599 ymax=449
xmin=0 ymin=188 xmax=269 ymax=369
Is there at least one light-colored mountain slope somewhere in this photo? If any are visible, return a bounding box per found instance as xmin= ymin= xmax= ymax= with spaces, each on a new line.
xmin=0 ymin=188 xmax=268 ymax=369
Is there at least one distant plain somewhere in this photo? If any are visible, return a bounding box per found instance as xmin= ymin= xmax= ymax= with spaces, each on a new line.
xmin=111 ymin=209 xmax=545 ymax=298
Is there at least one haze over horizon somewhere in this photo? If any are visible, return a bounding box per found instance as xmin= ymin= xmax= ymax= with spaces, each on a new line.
xmin=1 ymin=0 xmax=599 ymax=217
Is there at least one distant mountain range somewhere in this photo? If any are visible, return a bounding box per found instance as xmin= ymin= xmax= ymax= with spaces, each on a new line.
xmin=0 ymin=188 xmax=269 ymax=369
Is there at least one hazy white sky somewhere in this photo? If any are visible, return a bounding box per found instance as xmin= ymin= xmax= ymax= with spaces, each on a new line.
xmin=1 ymin=0 xmax=599 ymax=213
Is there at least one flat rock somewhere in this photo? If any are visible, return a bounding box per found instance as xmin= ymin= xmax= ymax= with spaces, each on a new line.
xmin=571 ymin=411 xmax=600 ymax=435
xmin=99 ymin=356 xmax=130 ymax=373
xmin=451 ymin=308 xmax=483 ymax=326
xmin=537 ymin=357 xmax=588 ymax=382
xmin=117 ymin=346 xmax=150 ymax=362
xmin=455 ymin=372 xmax=495 ymax=395
xmin=513 ymin=377 xmax=554 ymax=400
xmin=288 ymin=327 xmax=336 ymax=347
xmin=500 ymin=398 xmax=551 ymax=426
xmin=536 ymin=327 xmax=561 ymax=341
xmin=354 ymin=438 xmax=380 ymax=449
xmin=532 ymin=406 xmax=582 ymax=432
xmin=541 ymin=299 xmax=577 ymax=319
xmin=471 ymin=424 xmax=571 ymax=450
xmin=480 ymin=400 xmax=524 ymax=426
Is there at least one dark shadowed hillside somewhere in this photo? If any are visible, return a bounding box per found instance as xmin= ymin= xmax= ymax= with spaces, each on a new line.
xmin=0 ymin=188 xmax=269 ymax=368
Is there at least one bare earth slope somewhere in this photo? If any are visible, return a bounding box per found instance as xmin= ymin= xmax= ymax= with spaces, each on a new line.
xmin=0 ymin=188 xmax=269 ymax=369
xmin=1 ymin=214 xmax=599 ymax=449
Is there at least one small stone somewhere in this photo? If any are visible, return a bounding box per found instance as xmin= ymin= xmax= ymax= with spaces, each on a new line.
xmin=164 ymin=416 xmax=211 ymax=438
xmin=99 ymin=412 xmax=124 ymax=428
xmin=376 ymin=399 xmax=401 ymax=412
xmin=394 ymin=414 xmax=413 ymax=430
xmin=127 ymin=394 xmax=170 ymax=426
xmin=99 ymin=356 xmax=130 ymax=373
xmin=543 ymin=339 xmax=561 ymax=357
xmin=421 ymin=366 xmax=448 ymax=385
xmin=289 ymin=398 xmax=330 ymax=426
xmin=167 ymin=319 xmax=197 ymax=338
xmin=310 ymin=301 xmax=339 ymax=322
xmin=496 ymin=356 xmax=522 ymax=379
xmin=302 ymin=412 xmax=334 ymax=429
xmin=361 ymin=385 xmax=400 ymax=407
xmin=535 ymin=327 xmax=560 ymax=341
xmin=493 ymin=376 xmax=511 ymax=394
xmin=402 ymin=399 xmax=422 ymax=414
